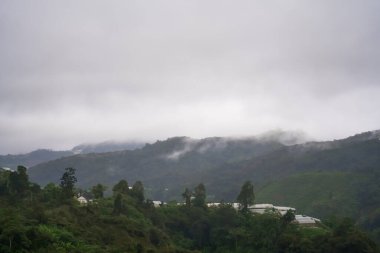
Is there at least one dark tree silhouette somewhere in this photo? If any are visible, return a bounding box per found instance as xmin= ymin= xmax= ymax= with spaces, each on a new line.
xmin=59 ymin=167 xmax=77 ymax=199
xmin=91 ymin=183 xmax=107 ymax=199
xmin=112 ymin=179 xmax=129 ymax=195
xmin=192 ymin=183 xmax=206 ymax=208
xmin=237 ymin=181 xmax=255 ymax=213
xmin=131 ymin=181 xmax=144 ymax=203
xmin=182 ymin=188 xmax=192 ymax=207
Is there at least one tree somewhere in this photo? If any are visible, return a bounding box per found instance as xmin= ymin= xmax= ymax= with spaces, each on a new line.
xmin=0 ymin=209 xmax=30 ymax=252
xmin=59 ymin=167 xmax=77 ymax=199
xmin=113 ymin=193 xmax=124 ymax=215
xmin=7 ymin=165 xmax=29 ymax=196
xmin=192 ymin=183 xmax=206 ymax=208
xmin=281 ymin=210 xmax=295 ymax=228
xmin=91 ymin=183 xmax=107 ymax=199
xmin=131 ymin=181 xmax=144 ymax=203
xmin=237 ymin=181 xmax=255 ymax=213
xmin=43 ymin=183 xmax=61 ymax=204
xmin=112 ymin=179 xmax=129 ymax=196
xmin=182 ymin=188 xmax=192 ymax=207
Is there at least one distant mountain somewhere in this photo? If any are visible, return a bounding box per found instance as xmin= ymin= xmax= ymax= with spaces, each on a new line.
xmin=0 ymin=141 xmax=145 ymax=169
xmin=27 ymin=130 xmax=380 ymax=199
xmin=28 ymin=136 xmax=286 ymax=196
xmin=0 ymin=149 xmax=74 ymax=169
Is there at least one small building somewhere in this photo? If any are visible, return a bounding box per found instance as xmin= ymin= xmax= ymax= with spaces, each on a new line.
xmin=207 ymin=202 xmax=221 ymax=208
xmin=231 ymin=203 xmax=240 ymax=210
xmin=249 ymin=203 xmax=274 ymax=214
xmin=152 ymin=200 xmax=165 ymax=207
xmin=273 ymin=206 xmax=296 ymax=215
xmin=77 ymin=196 xmax=88 ymax=205
xmin=0 ymin=167 xmax=13 ymax=172
xmin=294 ymin=215 xmax=320 ymax=226
xmin=248 ymin=204 xmax=295 ymax=215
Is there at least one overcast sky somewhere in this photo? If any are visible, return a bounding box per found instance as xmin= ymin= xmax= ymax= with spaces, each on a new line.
xmin=1 ymin=0 xmax=380 ymax=154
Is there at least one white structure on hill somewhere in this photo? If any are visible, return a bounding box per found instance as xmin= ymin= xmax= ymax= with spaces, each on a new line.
xmin=249 ymin=203 xmax=320 ymax=226
xmin=294 ymin=215 xmax=320 ymax=225
xmin=152 ymin=201 xmax=165 ymax=207
xmin=77 ymin=196 xmax=88 ymax=205
xmin=248 ymin=203 xmax=295 ymax=215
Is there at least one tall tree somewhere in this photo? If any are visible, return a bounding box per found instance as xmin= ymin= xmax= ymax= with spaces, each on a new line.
xmin=7 ymin=166 xmax=29 ymax=196
xmin=192 ymin=183 xmax=206 ymax=208
xmin=236 ymin=181 xmax=255 ymax=213
xmin=112 ymin=179 xmax=129 ymax=196
xmin=59 ymin=167 xmax=77 ymax=199
xmin=131 ymin=181 xmax=145 ymax=203
xmin=182 ymin=188 xmax=192 ymax=207
xmin=113 ymin=193 xmax=124 ymax=215
xmin=91 ymin=183 xmax=107 ymax=199
xmin=0 ymin=209 xmax=30 ymax=251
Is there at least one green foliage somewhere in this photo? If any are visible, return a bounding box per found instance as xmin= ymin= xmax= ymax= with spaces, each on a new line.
xmin=28 ymin=136 xmax=285 ymax=199
xmin=42 ymin=183 xmax=62 ymax=205
xmin=1 ymin=163 xmax=379 ymax=252
xmin=0 ymin=173 xmax=377 ymax=253
xmin=192 ymin=183 xmax=206 ymax=208
xmin=91 ymin=183 xmax=107 ymax=199
xmin=256 ymin=172 xmax=363 ymax=218
xmin=236 ymin=181 xmax=255 ymax=213
xmin=112 ymin=179 xmax=129 ymax=196
xmin=7 ymin=165 xmax=29 ymax=196
xmin=182 ymin=188 xmax=192 ymax=207
xmin=0 ymin=208 xmax=30 ymax=252
xmin=113 ymin=193 xmax=124 ymax=215
xmin=131 ymin=181 xmax=145 ymax=203
xmin=281 ymin=209 xmax=295 ymax=227
xmin=60 ymin=167 xmax=77 ymax=200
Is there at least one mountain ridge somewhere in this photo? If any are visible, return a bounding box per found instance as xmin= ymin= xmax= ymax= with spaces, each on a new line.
xmin=26 ymin=129 xmax=380 ymax=199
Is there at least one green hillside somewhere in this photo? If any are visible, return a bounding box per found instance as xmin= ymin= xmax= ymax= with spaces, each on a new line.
xmin=1 ymin=167 xmax=378 ymax=253
xmin=256 ymin=172 xmax=364 ymax=218
xmin=28 ymin=137 xmax=285 ymax=200
xmin=256 ymin=171 xmax=380 ymax=242
xmin=205 ymin=138 xmax=380 ymax=200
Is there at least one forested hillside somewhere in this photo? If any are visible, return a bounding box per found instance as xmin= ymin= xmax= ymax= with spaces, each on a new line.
xmin=0 ymin=167 xmax=378 ymax=253
xmin=256 ymin=171 xmax=380 ymax=242
xmin=28 ymin=131 xmax=380 ymax=202
xmin=28 ymin=136 xmax=286 ymax=199
xmin=25 ymin=130 xmax=380 ymax=244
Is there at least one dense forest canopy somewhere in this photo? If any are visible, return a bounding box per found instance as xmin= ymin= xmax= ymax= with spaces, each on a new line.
xmin=0 ymin=166 xmax=378 ymax=253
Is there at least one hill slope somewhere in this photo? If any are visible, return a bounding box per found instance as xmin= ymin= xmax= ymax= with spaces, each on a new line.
xmin=204 ymin=135 xmax=380 ymax=200
xmin=256 ymin=171 xmax=380 ymax=242
xmin=0 ymin=141 xmax=145 ymax=170
xmin=27 ymin=131 xmax=380 ymax=201
xmin=28 ymin=136 xmax=286 ymax=199
xmin=0 ymin=149 xmax=74 ymax=169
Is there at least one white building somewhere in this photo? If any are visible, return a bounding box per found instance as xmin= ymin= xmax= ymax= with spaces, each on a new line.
xmin=274 ymin=206 xmax=296 ymax=215
xmin=294 ymin=215 xmax=320 ymax=225
xmin=77 ymin=196 xmax=88 ymax=205
xmin=207 ymin=202 xmax=221 ymax=207
xmin=248 ymin=204 xmax=295 ymax=215
xmin=152 ymin=200 xmax=165 ymax=207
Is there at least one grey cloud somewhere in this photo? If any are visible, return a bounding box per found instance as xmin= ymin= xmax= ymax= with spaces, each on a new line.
xmin=0 ymin=0 xmax=380 ymax=153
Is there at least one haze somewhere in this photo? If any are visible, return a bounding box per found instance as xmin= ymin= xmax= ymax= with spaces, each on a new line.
xmin=1 ymin=0 xmax=380 ymax=154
